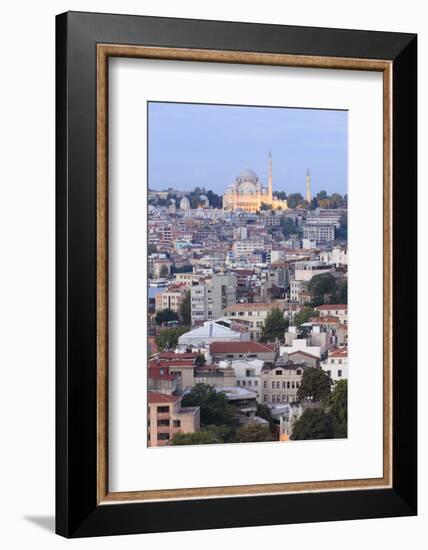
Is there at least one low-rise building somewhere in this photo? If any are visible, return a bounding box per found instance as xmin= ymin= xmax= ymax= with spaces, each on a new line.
xmin=147 ymin=392 xmax=200 ymax=447
xmin=217 ymin=387 xmax=258 ymax=419
xmin=227 ymin=359 xmax=265 ymax=402
xmin=316 ymin=304 xmax=348 ymax=324
xmin=178 ymin=319 xmax=250 ymax=348
xmin=224 ymin=301 xmax=286 ymax=340
xmin=261 ymin=359 xmax=308 ymax=404
xmin=209 ymin=341 xmax=276 ymax=362
xmin=321 ymin=348 xmax=348 ymax=381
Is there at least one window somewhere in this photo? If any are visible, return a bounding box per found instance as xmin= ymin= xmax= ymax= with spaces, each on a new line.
xmin=327 ymin=370 xmax=331 ymax=377
xmin=248 ymin=380 xmax=252 ymax=386
xmin=296 ymin=381 xmax=300 ymax=388
xmin=282 ymin=381 xmax=286 ymax=389
xmin=272 ymin=395 xmax=276 ymax=403
xmin=287 ymin=381 xmax=290 ymax=389
xmin=271 ymin=381 xmax=275 ymax=389
xmin=291 ymin=381 xmax=295 ymax=389
xmin=276 ymin=381 xmax=280 ymax=389
xmin=236 ymin=380 xmax=240 ymax=386
xmin=338 ymin=359 xmax=342 ymax=364
xmin=338 ymin=369 xmax=342 ymax=377
xmin=254 ymin=380 xmax=258 ymax=386
xmin=158 ymin=433 xmax=170 ymax=440
xmin=157 ymin=406 xmax=169 ymax=413
xmin=282 ymin=394 xmax=287 ymax=402
xmin=275 ymin=370 xmax=282 ymax=375
xmin=296 ymin=369 xmax=301 ymax=375
xmin=242 ymin=380 xmax=246 ymax=386
xmin=264 ymin=394 xmax=268 ymax=402
xmin=226 ymin=354 xmax=234 ymax=359
xmin=263 ymin=381 xmax=267 ymax=389
xmin=172 ymin=420 xmax=181 ymax=428
xmin=157 ymin=419 xmax=169 ymax=427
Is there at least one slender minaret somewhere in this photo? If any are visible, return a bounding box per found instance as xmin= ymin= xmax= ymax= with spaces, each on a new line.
xmin=268 ymin=150 xmax=273 ymax=200
xmin=305 ymin=169 xmax=312 ymax=203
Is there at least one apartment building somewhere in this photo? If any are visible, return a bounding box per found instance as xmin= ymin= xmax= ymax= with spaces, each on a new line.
xmin=224 ymin=302 xmax=286 ymax=340
xmin=321 ymin=348 xmax=348 ymax=381
xmin=190 ymin=273 xmax=237 ymax=325
xmin=261 ymin=360 xmax=308 ymax=404
xmin=147 ymin=392 xmax=200 ymax=447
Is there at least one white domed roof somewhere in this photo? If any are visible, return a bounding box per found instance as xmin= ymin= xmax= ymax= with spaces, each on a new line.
xmin=236 ymin=168 xmax=259 ymax=184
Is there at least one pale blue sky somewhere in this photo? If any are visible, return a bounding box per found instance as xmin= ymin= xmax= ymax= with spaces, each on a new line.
xmin=148 ymin=102 xmax=347 ymax=196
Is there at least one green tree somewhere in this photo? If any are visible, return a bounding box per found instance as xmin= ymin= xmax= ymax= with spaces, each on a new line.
xmin=316 ymin=190 xmax=328 ymax=201
xmin=330 ymin=193 xmax=344 ymax=209
xmin=155 ymin=308 xmax=178 ymax=326
xmin=332 ymin=279 xmax=347 ymax=305
xmin=280 ymin=217 xmax=298 ymax=238
xmin=181 ymin=384 xmax=237 ymax=428
xmin=179 ymin=289 xmax=191 ymax=325
xmin=291 ymin=408 xmax=335 ymax=440
xmin=234 ymin=423 xmax=274 ymax=443
xmin=195 ymin=352 xmax=206 ymax=367
xmin=335 ymin=212 xmax=348 ymax=241
xmin=326 ymin=379 xmax=347 ymax=438
xmin=260 ymin=307 xmax=288 ymax=343
xmin=297 ymin=367 xmax=333 ymax=402
xmin=287 ymin=193 xmax=304 ymax=209
xmin=256 ymin=404 xmax=274 ymax=429
xmin=171 ymin=425 xmax=231 ymax=445
xmin=307 ymin=273 xmax=337 ymax=302
xmin=155 ymin=326 xmax=188 ymax=350
xmin=293 ymin=306 xmax=315 ymax=327
xmin=159 ymin=264 xmax=169 ymax=278
xmin=260 ymin=202 xmax=272 ymax=211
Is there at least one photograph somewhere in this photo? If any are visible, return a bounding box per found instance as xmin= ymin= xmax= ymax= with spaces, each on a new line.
xmin=147 ymin=102 xmax=348 ymax=447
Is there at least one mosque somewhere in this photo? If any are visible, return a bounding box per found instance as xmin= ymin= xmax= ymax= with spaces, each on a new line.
xmin=222 ymin=152 xmax=289 ymax=213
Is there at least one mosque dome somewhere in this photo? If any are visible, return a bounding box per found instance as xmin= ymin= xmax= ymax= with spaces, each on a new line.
xmin=236 ymin=168 xmax=259 ymax=184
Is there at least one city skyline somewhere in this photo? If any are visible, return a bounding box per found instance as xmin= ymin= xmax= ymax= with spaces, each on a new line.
xmin=148 ymin=102 xmax=348 ymax=196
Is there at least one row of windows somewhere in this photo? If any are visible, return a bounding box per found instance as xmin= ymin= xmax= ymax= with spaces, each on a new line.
xmin=236 ymin=379 xmax=258 ymax=387
xmin=263 ymin=394 xmax=296 ymax=403
xmin=157 ymin=419 xmax=181 ymax=427
xmin=264 ymin=380 xmax=300 ymax=389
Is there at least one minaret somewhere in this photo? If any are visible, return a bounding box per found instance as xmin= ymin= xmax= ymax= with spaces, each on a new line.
xmin=305 ymin=169 xmax=312 ymax=203
xmin=268 ymin=150 xmax=273 ymax=200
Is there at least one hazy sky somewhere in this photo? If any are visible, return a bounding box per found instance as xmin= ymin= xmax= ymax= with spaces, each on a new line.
xmin=148 ymin=102 xmax=347 ymax=196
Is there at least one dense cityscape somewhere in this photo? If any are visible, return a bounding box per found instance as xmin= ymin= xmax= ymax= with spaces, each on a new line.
xmin=147 ymin=154 xmax=348 ymax=447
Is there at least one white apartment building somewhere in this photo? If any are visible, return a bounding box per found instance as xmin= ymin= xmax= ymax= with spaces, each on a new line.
xmin=303 ymin=222 xmax=335 ymax=244
xmin=233 ymin=239 xmax=265 ymax=256
xmin=294 ymin=260 xmax=332 ymax=282
xmin=316 ymin=304 xmax=348 ymax=324
xmin=321 ymin=348 xmax=348 ymax=381
xmin=319 ymin=246 xmax=348 ymax=266
xmin=227 ymin=359 xmax=265 ymax=402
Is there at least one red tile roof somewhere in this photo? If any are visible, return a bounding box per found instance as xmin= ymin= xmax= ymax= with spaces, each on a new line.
xmin=209 ymin=341 xmax=275 ymax=353
xmin=158 ymin=352 xmax=198 ymax=360
xmin=329 ymin=348 xmax=348 ymax=358
xmin=149 ymin=360 xmax=195 ymax=368
xmin=148 ymin=391 xmax=179 ymax=404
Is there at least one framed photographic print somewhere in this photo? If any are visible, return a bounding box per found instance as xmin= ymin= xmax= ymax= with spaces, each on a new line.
xmin=56 ymin=11 xmax=417 ymax=538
